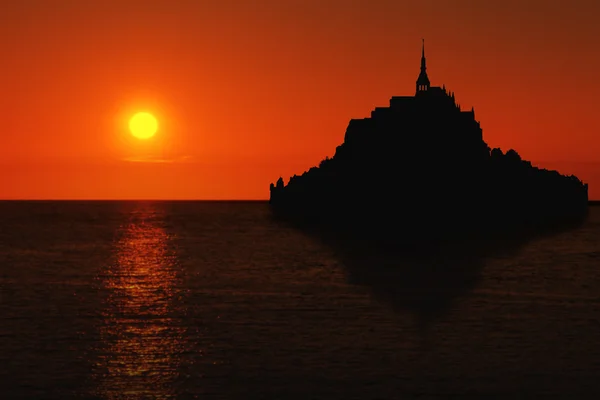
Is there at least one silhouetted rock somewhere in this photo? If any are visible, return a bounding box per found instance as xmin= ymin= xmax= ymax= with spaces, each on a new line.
xmin=269 ymin=40 xmax=588 ymax=244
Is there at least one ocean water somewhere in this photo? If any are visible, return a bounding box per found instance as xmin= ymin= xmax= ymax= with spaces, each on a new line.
xmin=1 ymin=201 xmax=600 ymax=399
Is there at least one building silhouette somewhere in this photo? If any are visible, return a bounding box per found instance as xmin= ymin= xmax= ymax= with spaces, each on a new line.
xmin=270 ymin=41 xmax=588 ymax=242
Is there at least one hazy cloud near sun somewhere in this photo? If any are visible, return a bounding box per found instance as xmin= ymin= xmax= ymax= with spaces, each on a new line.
xmin=123 ymin=155 xmax=195 ymax=163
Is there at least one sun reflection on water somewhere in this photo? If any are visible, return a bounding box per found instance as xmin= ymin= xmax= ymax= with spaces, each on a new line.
xmin=93 ymin=204 xmax=187 ymax=399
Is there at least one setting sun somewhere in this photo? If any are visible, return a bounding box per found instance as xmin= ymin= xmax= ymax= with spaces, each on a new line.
xmin=129 ymin=112 xmax=158 ymax=139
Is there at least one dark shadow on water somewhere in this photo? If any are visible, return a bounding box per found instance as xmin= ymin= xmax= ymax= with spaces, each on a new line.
xmin=277 ymin=216 xmax=588 ymax=335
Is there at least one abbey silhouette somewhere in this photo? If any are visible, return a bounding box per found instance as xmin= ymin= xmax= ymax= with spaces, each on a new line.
xmin=270 ymin=41 xmax=588 ymax=242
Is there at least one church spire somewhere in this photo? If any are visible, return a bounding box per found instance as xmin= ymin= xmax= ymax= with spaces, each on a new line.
xmin=416 ymin=38 xmax=430 ymax=95
xmin=421 ymin=38 xmax=426 ymax=69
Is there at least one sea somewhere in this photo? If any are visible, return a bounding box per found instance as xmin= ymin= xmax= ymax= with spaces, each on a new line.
xmin=1 ymin=200 xmax=600 ymax=399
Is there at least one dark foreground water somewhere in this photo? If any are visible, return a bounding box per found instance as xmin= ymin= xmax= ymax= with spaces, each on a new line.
xmin=1 ymin=201 xmax=600 ymax=399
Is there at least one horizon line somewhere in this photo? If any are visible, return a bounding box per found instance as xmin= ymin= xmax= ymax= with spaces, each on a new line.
xmin=2 ymin=199 xmax=600 ymax=203
xmin=0 ymin=199 xmax=270 ymax=202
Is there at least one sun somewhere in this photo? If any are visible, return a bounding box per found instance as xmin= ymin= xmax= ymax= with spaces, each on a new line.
xmin=129 ymin=112 xmax=158 ymax=139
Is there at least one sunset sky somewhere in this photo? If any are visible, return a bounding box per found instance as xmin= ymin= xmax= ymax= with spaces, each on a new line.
xmin=2 ymin=0 xmax=600 ymax=199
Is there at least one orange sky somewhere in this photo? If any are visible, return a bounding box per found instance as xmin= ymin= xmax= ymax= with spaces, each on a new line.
xmin=2 ymin=0 xmax=600 ymax=199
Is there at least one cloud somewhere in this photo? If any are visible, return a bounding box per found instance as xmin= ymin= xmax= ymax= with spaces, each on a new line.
xmin=123 ymin=155 xmax=194 ymax=164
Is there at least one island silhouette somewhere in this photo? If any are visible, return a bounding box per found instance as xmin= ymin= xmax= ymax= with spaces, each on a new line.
xmin=269 ymin=40 xmax=589 ymax=245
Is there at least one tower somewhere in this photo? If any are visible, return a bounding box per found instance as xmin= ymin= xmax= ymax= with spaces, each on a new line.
xmin=416 ymin=39 xmax=430 ymax=95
